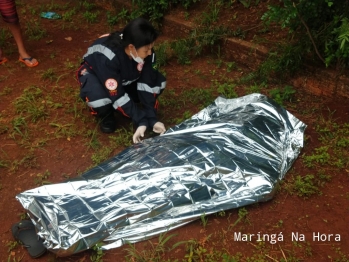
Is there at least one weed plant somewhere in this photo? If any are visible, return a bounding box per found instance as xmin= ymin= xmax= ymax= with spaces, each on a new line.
xmin=214 ymin=80 xmax=238 ymax=98
xmin=181 ymin=87 xmax=215 ymax=109
xmin=83 ymin=11 xmax=100 ymax=23
xmin=154 ymin=41 xmax=170 ymax=70
xmin=129 ymin=0 xmax=201 ymax=23
xmin=41 ymin=68 xmax=57 ymax=81
xmin=91 ymin=146 xmax=113 ymax=166
xmin=25 ymin=20 xmax=47 ymax=40
xmin=305 ymin=116 xmax=349 ymax=170
xmin=49 ymin=122 xmax=77 ymax=139
xmin=303 ymin=146 xmax=331 ymax=168
xmin=14 ymin=86 xmax=54 ymax=122
xmin=0 ymin=160 xmax=8 ymax=168
xmin=125 ymin=233 xmax=180 ymax=262
xmin=199 ymin=0 xmax=221 ymax=25
xmin=0 ymin=87 xmax=11 ymax=96
xmin=81 ymin=1 xmax=96 ymax=11
xmin=62 ymin=9 xmax=76 ymax=22
xmin=11 ymin=116 xmax=28 ymax=139
xmin=90 ymin=242 xmax=104 ymax=262
xmin=170 ymin=39 xmax=192 ymax=65
xmin=107 ymin=8 xmax=129 ymax=26
xmin=10 ymin=152 xmax=38 ymax=172
xmin=34 ymin=170 xmax=51 ymax=186
xmin=269 ymin=85 xmax=296 ymax=106
xmin=109 ymin=127 xmax=133 ymax=147
xmin=200 ymin=212 xmax=209 ymax=228
xmin=292 ymin=175 xmax=321 ymax=198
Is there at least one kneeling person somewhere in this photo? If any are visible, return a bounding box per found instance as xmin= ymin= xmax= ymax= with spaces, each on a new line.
xmin=77 ymin=18 xmax=166 ymax=143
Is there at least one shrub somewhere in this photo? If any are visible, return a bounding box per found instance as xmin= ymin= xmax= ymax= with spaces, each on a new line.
xmin=262 ymin=0 xmax=349 ymax=69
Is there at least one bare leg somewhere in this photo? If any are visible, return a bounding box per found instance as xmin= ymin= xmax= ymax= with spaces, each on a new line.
xmin=7 ymin=22 xmax=38 ymax=65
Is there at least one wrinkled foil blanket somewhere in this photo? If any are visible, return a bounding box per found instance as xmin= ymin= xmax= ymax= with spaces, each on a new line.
xmin=16 ymin=94 xmax=306 ymax=256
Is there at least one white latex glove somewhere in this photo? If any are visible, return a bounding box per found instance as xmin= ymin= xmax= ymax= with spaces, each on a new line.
xmin=153 ymin=122 xmax=166 ymax=135
xmin=133 ymin=125 xmax=147 ymax=143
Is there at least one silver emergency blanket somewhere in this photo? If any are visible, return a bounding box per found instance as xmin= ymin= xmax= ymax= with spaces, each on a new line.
xmin=16 ymin=93 xmax=306 ymax=257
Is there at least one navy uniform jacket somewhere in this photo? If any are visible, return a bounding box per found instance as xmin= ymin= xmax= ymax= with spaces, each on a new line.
xmin=82 ymin=36 xmax=166 ymax=128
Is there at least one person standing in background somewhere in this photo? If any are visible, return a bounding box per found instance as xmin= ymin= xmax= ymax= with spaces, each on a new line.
xmin=0 ymin=0 xmax=38 ymax=67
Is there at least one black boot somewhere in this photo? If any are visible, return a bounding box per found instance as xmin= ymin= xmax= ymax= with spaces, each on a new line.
xmin=94 ymin=105 xmax=117 ymax=133
xmin=99 ymin=113 xmax=116 ymax=133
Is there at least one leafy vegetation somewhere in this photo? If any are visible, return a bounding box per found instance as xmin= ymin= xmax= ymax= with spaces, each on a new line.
xmin=90 ymin=242 xmax=105 ymax=262
xmin=107 ymin=0 xmax=349 ymax=79
xmin=269 ymin=85 xmax=296 ymax=106
xmin=129 ymin=0 xmax=201 ymax=22
xmin=262 ymin=0 xmax=349 ymax=71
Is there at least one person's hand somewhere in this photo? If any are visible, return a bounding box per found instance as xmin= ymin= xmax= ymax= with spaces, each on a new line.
xmin=153 ymin=122 xmax=166 ymax=134
xmin=133 ymin=125 xmax=147 ymax=143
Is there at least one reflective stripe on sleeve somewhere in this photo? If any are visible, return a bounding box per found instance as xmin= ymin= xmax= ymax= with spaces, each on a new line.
xmin=87 ymin=98 xmax=112 ymax=108
xmin=83 ymin=44 xmax=115 ymax=61
xmin=137 ymin=81 xmax=166 ymax=95
xmin=112 ymin=93 xmax=131 ymax=109
xmin=122 ymin=77 xmax=140 ymax=86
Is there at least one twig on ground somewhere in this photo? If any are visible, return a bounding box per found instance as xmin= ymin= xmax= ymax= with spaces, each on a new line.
xmin=265 ymin=254 xmax=279 ymax=262
xmin=279 ymin=244 xmax=287 ymax=262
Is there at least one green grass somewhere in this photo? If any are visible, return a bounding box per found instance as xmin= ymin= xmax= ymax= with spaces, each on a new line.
xmin=90 ymin=242 xmax=105 ymax=262
xmin=200 ymin=212 xmax=209 ymax=228
xmin=62 ymin=8 xmax=77 ymax=22
xmin=10 ymin=152 xmax=38 ymax=172
xmin=229 ymin=207 xmax=250 ymax=230
xmin=292 ymin=175 xmax=321 ymax=198
xmin=0 ymin=86 xmax=11 ymax=95
xmin=34 ymin=170 xmax=51 ymax=186
xmin=283 ymin=169 xmax=333 ymax=198
xmin=269 ymin=85 xmax=296 ymax=106
xmin=90 ymin=126 xmax=133 ymax=165
xmin=83 ymin=11 xmax=100 ymax=23
xmin=125 ymin=233 xmax=181 ymax=262
xmin=49 ymin=122 xmax=78 ymax=138
xmin=303 ymin=146 xmax=331 ymax=168
xmin=304 ymin=117 xmax=349 ymax=170
xmin=14 ymin=86 xmax=50 ymax=122
xmin=25 ymin=19 xmax=47 ymax=40
xmin=41 ymin=68 xmax=57 ymax=81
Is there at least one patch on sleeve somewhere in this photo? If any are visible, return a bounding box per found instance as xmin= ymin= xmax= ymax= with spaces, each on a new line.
xmin=105 ymin=78 xmax=118 ymax=90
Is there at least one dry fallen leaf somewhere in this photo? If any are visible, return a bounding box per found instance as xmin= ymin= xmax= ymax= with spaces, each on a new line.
xmin=65 ymin=37 xmax=72 ymax=41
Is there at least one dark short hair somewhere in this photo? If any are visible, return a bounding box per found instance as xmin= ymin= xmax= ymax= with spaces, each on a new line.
xmin=105 ymin=18 xmax=158 ymax=49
